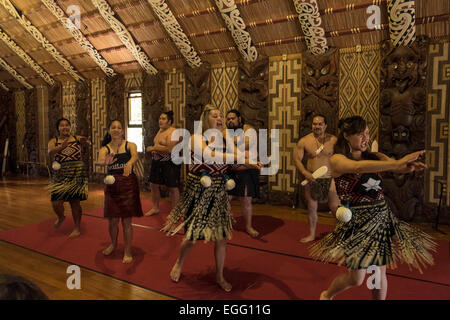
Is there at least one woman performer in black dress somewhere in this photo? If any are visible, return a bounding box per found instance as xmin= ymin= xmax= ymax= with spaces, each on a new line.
xmin=98 ymin=120 xmax=143 ymax=263
xmin=48 ymin=118 xmax=89 ymax=238
xmin=162 ymin=104 xmax=261 ymax=292
xmin=310 ymin=116 xmax=436 ymax=300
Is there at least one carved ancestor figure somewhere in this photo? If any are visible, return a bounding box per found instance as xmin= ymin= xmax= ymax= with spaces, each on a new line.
xmin=142 ymin=72 xmax=165 ymax=182
xmin=106 ymin=74 xmax=125 ymax=125
xmin=379 ymin=36 xmax=429 ymax=221
xmin=238 ymin=55 xmax=269 ymax=130
xmin=76 ymin=82 xmax=91 ymax=177
xmin=185 ymin=62 xmax=210 ymax=133
xmin=300 ymin=48 xmax=339 ymax=139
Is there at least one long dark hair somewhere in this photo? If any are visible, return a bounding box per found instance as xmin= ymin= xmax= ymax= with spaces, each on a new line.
xmin=161 ymin=110 xmax=174 ymax=125
xmin=56 ymin=118 xmax=71 ymax=135
xmin=334 ymin=116 xmax=378 ymax=160
xmin=101 ymin=119 xmax=123 ymax=147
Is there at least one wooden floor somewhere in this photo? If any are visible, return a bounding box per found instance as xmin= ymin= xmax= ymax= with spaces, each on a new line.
xmin=1 ymin=174 xmax=449 ymax=300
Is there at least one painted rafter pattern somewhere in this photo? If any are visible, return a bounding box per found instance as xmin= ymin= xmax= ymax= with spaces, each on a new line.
xmin=214 ymin=0 xmax=257 ymax=62
xmin=0 ymin=57 xmax=33 ymax=89
xmin=0 ymin=81 xmax=9 ymax=91
xmin=388 ymin=0 xmax=416 ymax=46
xmin=293 ymin=0 xmax=329 ymax=55
xmin=91 ymin=0 xmax=158 ymax=74
xmin=41 ymin=0 xmax=116 ymax=77
xmin=147 ymin=0 xmax=202 ymax=68
xmin=0 ymin=27 xmax=54 ymax=86
xmin=0 ymin=0 xmax=84 ymax=82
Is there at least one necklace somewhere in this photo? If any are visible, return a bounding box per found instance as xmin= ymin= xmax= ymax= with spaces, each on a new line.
xmin=315 ymin=134 xmax=326 ymax=155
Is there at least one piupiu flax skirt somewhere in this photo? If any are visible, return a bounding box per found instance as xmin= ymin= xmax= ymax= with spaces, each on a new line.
xmin=309 ymin=200 xmax=436 ymax=273
xmin=161 ymin=173 xmax=234 ymax=242
xmin=49 ymin=160 xmax=88 ymax=202
xmin=104 ymin=173 xmax=143 ymax=218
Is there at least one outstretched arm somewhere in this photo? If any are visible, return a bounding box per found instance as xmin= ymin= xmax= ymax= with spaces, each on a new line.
xmin=330 ymin=150 xmax=426 ymax=177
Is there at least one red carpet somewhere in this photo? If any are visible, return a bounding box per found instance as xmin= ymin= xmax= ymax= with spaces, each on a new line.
xmin=86 ymin=199 xmax=450 ymax=286
xmin=0 ymin=214 xmax=449 ymax=300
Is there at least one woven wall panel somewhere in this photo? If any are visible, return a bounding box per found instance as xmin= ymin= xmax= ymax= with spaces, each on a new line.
xmin=268 ymin=55 xmax=302 ymax=197
xmin=339 ymin=46 xmax=380 ymax=143
xmin=426 ymin=42 xmax=450 ymax=208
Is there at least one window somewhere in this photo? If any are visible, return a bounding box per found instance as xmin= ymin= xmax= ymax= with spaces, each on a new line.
xmin=127 ymin=92 xmax=143 ymax=152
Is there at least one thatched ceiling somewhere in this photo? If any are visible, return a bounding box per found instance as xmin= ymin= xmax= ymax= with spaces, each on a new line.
xmin=0 ymin=0 xmax=448 ymax=89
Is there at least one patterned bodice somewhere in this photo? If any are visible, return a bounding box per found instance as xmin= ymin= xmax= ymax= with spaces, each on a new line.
xmin=189 ymin=139 xmax=229 ymax=176
xmin=54 ymin=136 xmax=82 ymax=162
xmin=335 ymin=172 xmax=385 ymax=205
xmin=152 ymin=151 xmax=171 ymax=161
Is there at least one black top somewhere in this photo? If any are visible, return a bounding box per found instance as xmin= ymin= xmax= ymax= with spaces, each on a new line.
xmin=106 ymin=141 xmax=132 ymax=174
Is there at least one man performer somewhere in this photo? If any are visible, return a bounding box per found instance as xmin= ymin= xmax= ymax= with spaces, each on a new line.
xmin=146 ymin=111 xmax=180 ymax=216
xmin=225 ymin=109 xmax=260 ymax=237
xmin=293 ymin=114 xmax=340 ymax=243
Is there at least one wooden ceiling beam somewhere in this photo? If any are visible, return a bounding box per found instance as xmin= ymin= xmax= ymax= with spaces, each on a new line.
xmin=145 ymin=0 xmax=202 ymax=68
xmin=292 ymin=0 xmax=329 ymax=55
xmin=0 ymin=27 xmax=54 ymax=85
xmin=214 ymin=0 xmax=258 ymax=62
xmin=0 ymin=0 xmax=84 ymax=82
xmin=387 ymin=0 xmax=416 ymax=46
xmin=91 ymin=0 xmax=158 ymax=74
xmin=41 ymin=0 xmax=116 ymax=77
xmin=0 ymin=80 xmax=9 ymax=91
xmin=5 ymin=0 xmax=267 ymax=58
xmin=0 ymin=56 xmax=32 ymax=89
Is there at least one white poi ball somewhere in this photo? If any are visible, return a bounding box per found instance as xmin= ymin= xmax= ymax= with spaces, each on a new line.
xmin=104 ymin=175 xmax=115 ymax=185
xmin=52 ymin=161 xmax=61 ymax=171
xmin=200 ymin=175 xmax=212 ymax=188
xmin=336 ymin=206 xmax=352 ymax=223
xmin=225 ymin=178 xmax=236 ymax=191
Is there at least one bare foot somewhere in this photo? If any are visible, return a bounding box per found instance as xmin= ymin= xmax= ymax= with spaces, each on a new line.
xmin=145 ymin=208 xmax=160 ymax=216
xmin=320 ymin=290 xmax=332 ymax=300
xmin=102 ymin=244 xmax=116 ymax=256
xmin=53 ymin=216 xmax=65 ymax=229
xmin=300 ymin=234 xmax=315 ymax=243
xmin=68 ymin=228 xmax=81 ymax=238
xmin=246 ymin=227 xmax=259 ymax=238
xmin=217 ymin=278 xmax=232 ymax=292
xmin=122 ymin=255 xmax=133 ymax=264
xmin=170 ymin=262 xmax=181 ymax=282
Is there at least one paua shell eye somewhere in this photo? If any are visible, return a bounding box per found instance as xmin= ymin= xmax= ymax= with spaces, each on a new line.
xmin=392 ymin=63 xmax=398 ymax=69
xmin=321 ymin=67 xmax=328 ymax=75
xmin=406 ymin=61 xmax=414 ymax=68
xmin=307 ymin=69 xmax=314 ymax=76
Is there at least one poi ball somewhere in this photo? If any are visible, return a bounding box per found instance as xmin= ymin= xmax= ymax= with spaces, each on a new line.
xmin=225 ymin=178 xmax=236 ymax=191
xmin=52 ymin=161 xmax=61 ymax=171
xmin=200 ymin=175 xmax=212 ymax=188
xmin=104 ymin=175 xmax=115 ymax=185
xmin=336 ymin=206 xmax=352 ymax=223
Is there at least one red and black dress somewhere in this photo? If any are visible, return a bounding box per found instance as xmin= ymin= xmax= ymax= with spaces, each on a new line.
xmin=49 ymin=136 xmax=88 ymax=202
xmin=162 ymin=140 xmax=233 ymax=242
xmin=310 ymin=172 xmax=436 ymax=272
xmin=104 ymin=142 xmax=143 ymax=218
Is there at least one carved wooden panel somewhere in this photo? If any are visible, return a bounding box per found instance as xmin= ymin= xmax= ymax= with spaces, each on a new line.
xmin=143 ymin=72 xmax=165 ymax=185
xmin=24 ymin=88 xmax=39 ymax=175
xmin=0 ymin=90 xmax=16 ymax=173
xmin=106 ymin=74 xmax=125 ymax=125
xmin=76 ymin=81 xmax=91 ymax=177
xmin=379 ymin=35 xmax=429 ymax=221
xmin=238 ymin=55 xmax=269 ymax=130
xmin=300 ymin=48 xmax=339 ymax=138
xmin=185 ymin=62 xmax=211 ymax=133
xmin=48 ymin=83 xmax=63 ymax=139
